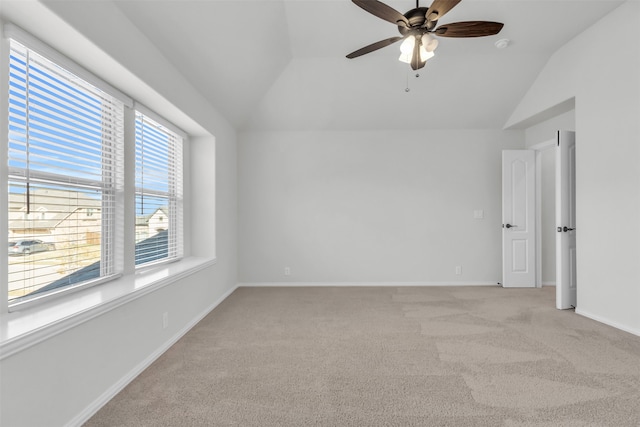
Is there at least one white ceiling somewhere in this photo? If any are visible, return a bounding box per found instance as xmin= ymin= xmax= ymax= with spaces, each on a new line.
xmin=110 ymin=0 xmax=624 ymax=130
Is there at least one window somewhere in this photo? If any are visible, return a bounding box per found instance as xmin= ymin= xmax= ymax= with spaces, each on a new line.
xmin=134 ymin=111 xmax=183 ymax=266
xmin=7 ymin=39 xmax=124 ymax=305
xmin=4 ymin=27 xmax=187 ymax=310
xmin=7 ymin=32 xmax=124 ymax=304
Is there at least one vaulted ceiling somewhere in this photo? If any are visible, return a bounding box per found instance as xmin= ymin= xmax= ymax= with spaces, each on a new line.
xmin=112 ymin=0 xmax=624 ymax=131
xmin=6 ymin=0 xmax=628 ymax=131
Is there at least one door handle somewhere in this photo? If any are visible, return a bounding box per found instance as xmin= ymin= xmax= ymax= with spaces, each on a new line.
xmin=563 ymin=226 xmax=575 ymax=232
xmin=504 ymin=224 xmax=517 ymax=229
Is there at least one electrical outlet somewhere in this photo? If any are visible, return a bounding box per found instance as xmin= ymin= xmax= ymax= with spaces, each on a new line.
xmin=284 ymin=267 xmax=291 ymax=276
xmin=162 ymin=312 xmax=169 ymax=329
xmin=455 ymin=266 xmax=462 ymax=275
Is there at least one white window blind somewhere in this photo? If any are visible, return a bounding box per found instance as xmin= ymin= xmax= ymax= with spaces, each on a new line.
xmin=134 ymin=111 xmax=183 ymax=266
xmin=7 ymin=39 xmax=124 ymax=304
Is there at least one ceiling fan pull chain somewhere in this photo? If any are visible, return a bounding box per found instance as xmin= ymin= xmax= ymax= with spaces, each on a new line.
xmin=405 ymin=69 xmax=411 ymax=92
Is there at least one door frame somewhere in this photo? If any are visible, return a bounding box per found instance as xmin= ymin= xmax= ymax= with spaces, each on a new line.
xmin=529 ymin=132 xmax=577 ymax=303
xmin=529 ymin=138 xmax=555 ymax=289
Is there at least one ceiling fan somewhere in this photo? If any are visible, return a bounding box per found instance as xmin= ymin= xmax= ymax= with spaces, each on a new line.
xmin=346 ymin=0 xmax=504 ymax=70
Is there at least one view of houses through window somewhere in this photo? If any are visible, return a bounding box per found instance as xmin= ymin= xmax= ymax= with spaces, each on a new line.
xmin=8 ymin=186 xmax=106 ymax=300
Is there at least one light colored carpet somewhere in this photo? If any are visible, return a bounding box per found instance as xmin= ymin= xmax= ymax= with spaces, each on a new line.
xmin=85 ymin=286 xmax=640 ymax=426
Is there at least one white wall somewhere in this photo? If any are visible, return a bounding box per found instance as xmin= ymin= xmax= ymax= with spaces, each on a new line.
xmin=0 ymin=268 xmax=234 ymax=427
xmin=507 ymin=1 xmax=640 ymax=334
xmin=0 ymin=2 xmax=237 ymax=426
xmin=525 ymin=110 xmax=576 ymax=284
xmin=239 ymin=129 xmax=524 ymax=284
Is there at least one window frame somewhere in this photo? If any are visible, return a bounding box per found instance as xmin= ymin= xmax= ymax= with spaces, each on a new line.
xmin=6 ymin=38 xmax=126 ymax=308
xmin=134 ymin=107 xmax=185 ymax=269
xmin=2 ymin=25 xmax=187 ymax=312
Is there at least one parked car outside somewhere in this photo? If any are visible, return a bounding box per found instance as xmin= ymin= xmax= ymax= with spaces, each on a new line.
xmin=8 ymin=240 xmax=55 ymax=255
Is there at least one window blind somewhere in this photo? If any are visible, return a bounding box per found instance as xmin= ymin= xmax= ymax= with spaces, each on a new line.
xmin=134 ymin=111 xmax=183 ymax=266
xmin=7 ymin=39 xmax=124 ymax=304
xmin=3 ymin=23 xmax=133 ymax=108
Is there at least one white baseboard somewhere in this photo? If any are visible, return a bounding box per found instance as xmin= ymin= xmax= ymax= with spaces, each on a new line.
xmin=238 ymin=281 xmax=499 ymax=288
xmin=67 ymin=284 xmax=238 ymax=427
xmin=575 ymin=308 xmax=640 ymax=337
xmin=542 ymin=281 xmax=556 ymax=287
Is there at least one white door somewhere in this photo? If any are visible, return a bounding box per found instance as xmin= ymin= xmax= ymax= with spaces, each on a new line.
xmin=502 ymin=150 xmax=536 ymax=288
xmin=556 ymin=131 xmax=577 ymax=309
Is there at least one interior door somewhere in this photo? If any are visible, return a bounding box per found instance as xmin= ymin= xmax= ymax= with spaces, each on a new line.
xmin=502 ymin=150 xmax=536 ymax=288
xmin=556 ymin=131 xmax=577 ymax=309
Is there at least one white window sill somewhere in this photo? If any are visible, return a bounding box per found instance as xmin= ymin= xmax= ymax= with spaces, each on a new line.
xmin=0 ymin=256 xmax=216 ymax=360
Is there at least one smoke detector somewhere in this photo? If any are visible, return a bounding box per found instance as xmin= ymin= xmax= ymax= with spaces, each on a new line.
xmin=495 ymin=39 xmax=510 ymax=49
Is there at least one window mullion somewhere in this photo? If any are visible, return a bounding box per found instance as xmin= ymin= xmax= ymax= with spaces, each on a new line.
xmin=118 ymin=106 xmax=136 ymax=276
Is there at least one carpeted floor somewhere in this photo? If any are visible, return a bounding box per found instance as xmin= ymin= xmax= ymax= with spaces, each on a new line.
xmin=85 ymin=286 xmax=640 ymax=426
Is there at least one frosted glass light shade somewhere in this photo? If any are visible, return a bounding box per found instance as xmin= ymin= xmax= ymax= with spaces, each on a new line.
xmin=399 ymin=36 xmax=415 ymax=54
xmin=398 ymin=37 xmax=434 ymax=64
xmin=421 ymin=47 xmax=434 ymax=60
xmin=398 ymin=52 xmax=412 ymax=64
xmin=398 ymin=46 xmax=435 ymax=64
xmin=421 ymin=33 xmax=439 ymax=52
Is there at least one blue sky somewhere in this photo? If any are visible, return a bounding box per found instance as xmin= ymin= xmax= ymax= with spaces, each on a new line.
xmin=9 ymin=42 xmax=173 ymax=217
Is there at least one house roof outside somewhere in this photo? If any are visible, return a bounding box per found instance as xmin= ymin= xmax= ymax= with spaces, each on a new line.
xmin=8 ymin=188 xmax=102 ymax=231
xmin=135 ymin=207 xmax=168 ymax=227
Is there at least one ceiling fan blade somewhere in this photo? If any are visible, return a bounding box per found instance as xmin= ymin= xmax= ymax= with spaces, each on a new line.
xmin=434 ymin=21 xmax=504 ymax=37
xmin=346 ymin=36 xmax=404 ymax=59
xmin=352 ymin=0 xmax=409 ymax=27
xmin=423 ymin=0 xmax=461 ymax=25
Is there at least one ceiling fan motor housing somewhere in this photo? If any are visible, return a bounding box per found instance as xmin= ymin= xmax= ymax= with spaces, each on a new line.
xmin=399 ymin=7 xmax=436 ymax=36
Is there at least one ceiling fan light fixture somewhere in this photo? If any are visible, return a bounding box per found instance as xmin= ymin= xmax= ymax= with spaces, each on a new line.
xmin=399 ymin=36 xmax=416 ymax=64
xmin=398 ymin=52 xmax=412 ymax=64
xmin=421 ymin=33 xmax=439 ymax=52
xmin=346 ymin=0 xmax=504 ymax=68
xmin=399 ymin=36 xmax=416 ymax=54
xmin=421 ymin=46 xmax=434 ymax=61
xmin=398 ymin=43 xmax=433 ymax=64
